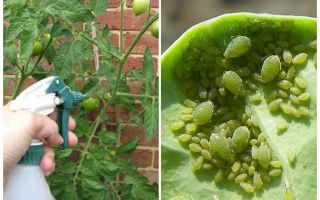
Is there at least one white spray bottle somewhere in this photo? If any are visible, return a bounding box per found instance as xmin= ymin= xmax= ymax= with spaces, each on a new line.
xmin=4 ymin=76 xmax=85 ymax=200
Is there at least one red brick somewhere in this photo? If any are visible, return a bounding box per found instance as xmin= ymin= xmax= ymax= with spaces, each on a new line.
xmin=122 ymin=56 xmax=158 ymax=72
xmin=109 ymin=33 xmax=119 ymax=48
xmin=4 ymin=78 xmax=14 ymax=96
xmin=126 ymin=0 xmax=159 ymax=8
xmin=124 ymin=32 xmax=158 ymax=54
xmin=128 ymin=80 xmax=143 ymax=94
xmin=121 ymin=125 xmax=158 ymax=146
xmin=109 ymin=0 xmax=120 ymax=8
xmin=126 ymin=149 xmax=152 ymax=168
xmin=153 ymin=150 xmax=158 ymax=168
xmin=139 ymin=169 xmax=158 ymax=184
xmin=97 ymin=10 xmax=148 ymax=31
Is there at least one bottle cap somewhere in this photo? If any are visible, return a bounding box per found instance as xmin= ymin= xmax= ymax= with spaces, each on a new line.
xmin=18 ymin=145 xmax=44 ymax=165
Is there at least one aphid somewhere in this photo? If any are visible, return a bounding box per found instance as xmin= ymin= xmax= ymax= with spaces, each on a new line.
xmin=266 ymin=91 xmax=279 ymax=102
xmin=227 ymin=172 xmax=237 ymax=181
xmin=235 ymin=67 xmax=252 ymax=77
xmin=197 ymin=132 xmax=208 ymax=139
xmin=277 ymin=70 xmax=286 ymax=80
xmin=224 ymin=36 xmax=251 ymax=58
xmin=277 ymin=80 xmax=292 ymax=90
xmin=288 ymin=149 xmax=297 ymax=165
xmin=232 ymin=126 xmax=250 ymax=153
xmin=218 ymin=87 xmax=227 ymax=96
xmin=277 ymin=121 xmax=288 ymax=134
xmin=249 ymin=139 xmax=258 ymax=146
xmin=231 ymin=162 xmax=241 ymax=172
xmin=186 ymin=123 xmax=197 ymax=134
xmin=278 ymin=90 xmax=288 ymax=98
xmin=294 ymin=77 xmax=307 ymax=89
xmin=248 ymin=166 xmax=255 ymax=176
xmin=182 ymin=107 xmax=193 ymax=114
xmin=244 ymin=80 xmax=257 ymax=91
xmin=252 ymin=73 xmax=264 ymax=83
xmin=285 ymin=187 xmax=295 ymax=200
xmin=280 ymin=103 xmax=293 ymax=115
xmin=212 ymin=158 xmax=227 ymax=169
xmin=198 ymin=87 xmax=208 ymax=99
xmin=292 ymin=53 xmax=308 ymax=64
xmin=257 ymin=134 xmax=267 ymax=143
xmin=208 ymin=88 xmax=218 ymax=100
xmin=171 ymin=121 xmax=185 ymax=132
xmin=234 ymin=173 xmax=248 ymax=184
xmin=289 ymin=86 xmax=302 ymax=96
xmin=289 ymin=94 xmax=300 ymax=105
xmin=240 ymin=154 xmax=252 ymax=163
xmin=200 ymin=138 xmax=211 ymax=151
xmin=249 ymin=94 xmax=262 ymax=104
xmin=210 ymin=133 xmax=233 ymax=161
xmin=215 ymin=169 xmax=224 ymax=183
xmin=268 ymin=98 xmax=283 ymax=111
xmin=192 ymin=101 xmax=214 ymax=125
xmin=261 ymin=55 xmax=281 ymax=82
xmin=184 ymin=99 xmax=197 ymax=108
xmin=283 ymin=50 xmax=292 ymax=63
xmin=257 ymin=142 xmax=271 ymax=168
xmin=192 ymin=136 xmax=200 ymax=144
xmin=286 ymin=67 xmax=296 ymax=80
xmin=193 ymin=156 xmax=204 ymax=171
xmin=260 ymin=171 xmax=271 ymax=183
xmin=270 ymin=160 xmax=282 ymax=168
xmin=253 ymin=172 xmax=263 ymax=189
xmin=240 ymin=182 xmax=255 ymax=193
xmin=189 ymin=143 xmax=202 ymax=153
xmin=298 ymin=106 xmax=310 ymax=117
xmin=216 ymin=107 xmax=229 ymax=115
xmin=180 ymin=114 xmax=193 ymax=122
xmin=298 ymin=92 xmax=311 ymax=102
xmin=202 ymin=163 xmax=213 ymax=170
xmin=221 ymin=71 xmax=244 ymax=96
xmin=215 ymin=77 xmax=223 ymax=87
xmin=201 ymin=149 xmax=212 ymax=160
xmin=251 ymin=145 xmax=259 ymax=159
xmin=242 ymin=163 xmax=250 ymax=171
xmin=178 ymin=134 xmax=192 ymax=143
xmin=308 ymin=40 xmax=317 ymax=49
xmin=269 ymin=169 xmax=282 ymax=177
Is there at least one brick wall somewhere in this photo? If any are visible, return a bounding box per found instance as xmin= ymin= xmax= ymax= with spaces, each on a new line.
xmin=4 ymin=0 xmax=159 ymax=184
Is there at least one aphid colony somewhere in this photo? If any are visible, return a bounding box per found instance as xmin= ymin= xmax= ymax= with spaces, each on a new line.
xmin=171 ymin=19 xmax=316 ymax=194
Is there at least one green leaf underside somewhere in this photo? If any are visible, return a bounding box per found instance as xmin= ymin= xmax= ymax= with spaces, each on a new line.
xmin=161 ymin=13 xmax=316 ymax=200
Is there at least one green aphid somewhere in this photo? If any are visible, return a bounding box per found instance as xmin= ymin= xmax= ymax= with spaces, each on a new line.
xmin=298 ymin=106 xmax=310 ymax=117
xmin=184 ymin=99 xmax=197 ymax=108
xmin=248 ymin=166 xmax=255 ymax=176
xmin=278 ymin=89 xmax=288 ymax=98
xmin=210 ymin=133 xmax=233 ymax=161
xmin=253 ymin=172 xmax=263 ymax=189
xmin=277 ymin=80 xmax=292 ymax=90
xmin=283 ymin=50 xmax=293 ymax=63
xmin=292 ymin=53 xmax=308 ymax=64
xmin=251 ymin=145 xmax=259 ymax=159
xmin=270 ymin=160 xmax=282 ymax=168
xmin=235 ymin=67 xmax=252 ymax=77
xmin=201 ymin=149 xmax=212 ymax=160
xmin=257 ymin=142 xmax=271 ymax=168
xmin=186 ymin=123 xmax=197 ymax=134
xmin=268 ymin=98 xmax=283 ymax=111
xmin=277 ymin=121 xmax=288 ymax=134
xmin=192 ymin=101 xmax=214 ymax=125
xmin=214 ymin=169 xmax=224 ymax=183
xmin=178 ymin=134 xmax=192 ymax=143
xmin=193 ymin=156 xmax=204 ymax=171
xmin=294 ymin=77 xmax=307 ymax=89
xmin=202 ymin=163 xmax=213 ymax=170
xmin=261 ymin=55 xmax=281 ymax=82
xmin=289 ymin=86 xmax=302 ymax=96
xmin=208 ymin=88 xmax=218 ymax=100
xmin=182 ymin=107 xmax=193 ymax=114
xmin=232 ymin=126 xmax=250 ymax=153
xmin=240 ymin=182 xmax=255 ymax=193
xmin=240 ymin=154 xmax=252 ymax=163
xmin=222 ymin=71 xmax=244 ymax=96
xmin=288 ymin=149 xmax=297 ymax=166
xmin=235 ymin=173 xmax=248 ymax=184
xmin=249 ymin=94 xmax=262 ymax=104
xmin=224 ymin=36 xmax=251 ymax=58
xmin=298 ymin=92 xmax=311 ymax=102
xmin=200 ymin=138 xmax=211 ymax=151
xmin=231 ymin=161 xmax=241 ymax=172
xmin=289 ymin=94 xmax=300 ymax=105
xmin=180 ymin=114 xmax=193 ymax=122
xmin=198 ymin=87 xmax=208 ymax=99
xmin=189 ymin=143 xmax=202 ymax=153
xmin=216 ymin=107 xmax=229 ymax=115
xmin=269 ymin=169 xmax=282 ymax=177
xmin=171 ymin=121 xmax=185 ymax=132
xmin=192 ymin=136 xmax=201 ymax=144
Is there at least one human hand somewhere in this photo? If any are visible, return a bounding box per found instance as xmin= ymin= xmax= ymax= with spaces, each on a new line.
xmin=3 ymin=103 xmax=78 ymax=184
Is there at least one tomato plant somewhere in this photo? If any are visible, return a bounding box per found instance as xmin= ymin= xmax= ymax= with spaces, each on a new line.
xmin=4 ymin=0 xmax=159 ymax=199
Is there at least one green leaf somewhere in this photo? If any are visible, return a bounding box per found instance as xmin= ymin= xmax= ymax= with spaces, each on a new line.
xmin=53 ymin=39 xmax=88 ymax=79
xmin=116 ymin=137 xmax=139 ymax=155
xmin=51 ymin=21 xmax=72 ymax=38
xmin=81 ymin=77 xmax=99 ymax=94
xmin=89 ymin=0 xmax=108 ymax=16
xmin=5 ymin=18 xmax=25 ymax=41
xmin=142 ymin=47 xmax=154 ymax=96
xmin=44 ymin=43 xmax=56 ymax=64
xmin=74 ymin=116 xmax=91 ymax=137
xmin=31 ymin=66 xmax=48 ymax=81
xmin=97 ymin=131 xmax=118 ymax=144
xmin=123 ymin=172 xmax=158 ymax=200
xmin=19 ymin=29 xmax=37 ymax=61
xmin=81 ymin=177 xmax=105 ymax=191
xmin=45 ymin=0 xmax=94 ymax=22
xmin=161 ymin=13 xmax=316 ymax=200
xmin=99 ymin=160 xmax=119 ymax=172
xmin=62 ymin=183 xmax=79 ymax=200
xmin=143 ymin=100 xmax=158 ymax=141
xmin=4 ymin=42 xmax=17 ymax=65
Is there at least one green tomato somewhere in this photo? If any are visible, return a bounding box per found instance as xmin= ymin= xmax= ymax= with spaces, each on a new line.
xmin=81 ymin=97 xmax=100 ymax=111
xmin=151 ymin=20 xmax=159 ymax=38
xmin=132 ymin=0 xmax=150 ymax=16
xmin=43 ymin=33 xmax=51 ymax=41
xmin=32 ymin=41 xmax=43 ymax=56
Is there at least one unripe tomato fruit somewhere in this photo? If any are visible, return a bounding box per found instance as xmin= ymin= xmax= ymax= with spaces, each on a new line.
xmin=151 ymin=20 xmax=159 ymax=38
xmin=81 ymin=97 xmax=100 ymax=111
xmin=32 ymin=41 xmax=43 ymax=56
xmin=132 ymin=0 xmax=150 ymax=16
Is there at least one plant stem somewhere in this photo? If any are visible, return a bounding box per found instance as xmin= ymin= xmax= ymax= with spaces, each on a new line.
xmin=116 ymin=91 xmax=158 ymax=99
xmin=112 ymin=13 xmax=159 ymax=96
xmin=120 ymin=0 xmax=125 ymax=54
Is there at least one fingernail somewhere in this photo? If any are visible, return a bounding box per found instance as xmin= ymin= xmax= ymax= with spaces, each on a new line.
xmin=59 ymin=136 xmax=64 ymax=144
